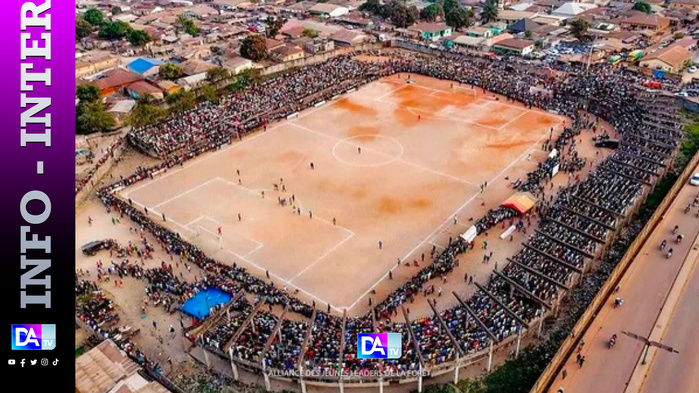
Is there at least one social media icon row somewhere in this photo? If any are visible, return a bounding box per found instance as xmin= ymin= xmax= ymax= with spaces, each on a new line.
xmin=8 ymin=358 xmax=57 ymax=367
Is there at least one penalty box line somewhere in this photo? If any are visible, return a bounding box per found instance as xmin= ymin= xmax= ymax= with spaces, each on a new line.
xmin=127 ymin=199 xmax=344 ymax=313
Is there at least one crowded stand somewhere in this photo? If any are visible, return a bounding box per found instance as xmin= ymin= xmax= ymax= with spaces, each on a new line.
xmin=83 ymin=47 xmax=690 ymax=383
xmin=538 ymin=221 xmax=598 ymax=256
xmin=128 ymin=55 xmax=389 ymax=158
xmin=231 ymin=311 xmax=277 ymax=364
xmin=265 ymin=319 xmax=307 ymax=371
xmin=411 ymin=316 xmax=457 ymax=367
xmin=546 ymin=206 xmax=609 ymax=242
xmin=200 ymin=299 xmax=252 ymax=353
xmin=343 ymin=317 xmax=378 ymax=373
xmin=305 ymin=312 xmax=342 ymax=375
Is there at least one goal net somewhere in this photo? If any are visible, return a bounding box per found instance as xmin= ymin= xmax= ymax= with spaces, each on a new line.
xmin=194 ymin=225 xmax=223 ymax=251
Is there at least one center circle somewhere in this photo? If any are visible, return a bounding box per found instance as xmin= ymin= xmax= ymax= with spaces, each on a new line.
xmin=332 ymin=135 xmax=404 ymax=167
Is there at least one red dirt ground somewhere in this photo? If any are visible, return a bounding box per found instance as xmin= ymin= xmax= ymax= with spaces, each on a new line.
xmin=119 ymin=74 xmax=566 ymax=316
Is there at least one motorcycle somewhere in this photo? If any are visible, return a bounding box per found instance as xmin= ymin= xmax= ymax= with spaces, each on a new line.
xmin=608 ymin=335 xmax=617 ymax=349
xmin=676 ymin=235 xmax=683 ymax=244
xmin=667 ymin=249 xmax=673 ymax=259
xmin=614 ymin=298 xmax=623 ymax=308
xmin=673 ymin=226 xmax=679 ymax=235
xmin=659 ymin=240 xmax=667 ymax=251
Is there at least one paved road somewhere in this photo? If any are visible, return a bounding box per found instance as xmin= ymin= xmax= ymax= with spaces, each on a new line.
xmin=547 ymin=165 xmax=699 ymax=393
xmin=637 ymin=248 xmax=699 ymax=393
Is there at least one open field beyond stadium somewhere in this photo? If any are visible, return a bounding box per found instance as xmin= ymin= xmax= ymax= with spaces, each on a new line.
xmin=121 ymin=74 xmax=563 ymax=314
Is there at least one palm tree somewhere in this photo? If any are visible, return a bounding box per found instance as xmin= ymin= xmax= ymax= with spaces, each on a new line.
xmin=481 ymin=0 xmax=499 ymax=24
xmin=175 ymin=14 xmax=187 ymax=37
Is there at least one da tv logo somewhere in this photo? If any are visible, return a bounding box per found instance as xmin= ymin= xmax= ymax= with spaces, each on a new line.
xmin=11 ymin=324 xmax=56 ymax=350
xmin=357 ymin=333 xmax=401 ymax=359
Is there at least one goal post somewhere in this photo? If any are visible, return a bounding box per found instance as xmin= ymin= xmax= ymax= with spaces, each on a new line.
xmin=195 ymin=225 xmax=223 ymax=250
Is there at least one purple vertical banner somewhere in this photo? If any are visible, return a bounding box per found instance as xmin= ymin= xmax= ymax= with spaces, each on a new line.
xmin=0 ymin=0 xmax=74 ymax=387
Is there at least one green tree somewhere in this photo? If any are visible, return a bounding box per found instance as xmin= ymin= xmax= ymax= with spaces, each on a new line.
xmin=84 ymin=8 xmax=105 ymax=26
xmin=442 ymin=0 xmax=458 ymax=14
xmin=569 ymin=18 xmax=590 ymax=42
xmin=167 ymin=89 xmax=196 ymax=114
xmin=128 ymin=96 xmax=168 ymax=127
xmin=265 ymin=16 xmax=286 ymax=37
xmin=111 ymin=6 xmax=122 ymax=15
xmin=389 ymin=2 xmax=418 ymax=28
xmin=200 ymin=84 xmax=218 ymax=102
xmin=480 ymin=0 xmax=499 ymax=24
xmin=177 ymin=15 xmax=199 ymax=36
xmin=98 ymin=21 xmax=133 ymax=40
xmin=359 ymin=0 xmax=381 ymax=13
xmin=632 ymin=1 xmax=652 ymax=14
xmin=674 ymin=32 xmax=685 ymax=39
xmin=446 ymin=6 xmax=470 ymax=30
xmin=302 ymin=28 xmax=318 ymax=38
xmin=127 ymin=29 xmax=152 ymax=47
xmin=211 ymin=45 xmax=224 ymax=56
xmin=158 ymin=63 xmax=184 ymax=80
xmin=524 ymin=29 xmax=532 ymax=39
xmin=76 ymin=101 xmax=115 ymax=134
xmin=240 ymin=35 xmax=268 ymax=61
xmin=420 ymin=4 xmax=444 ymax=22
xmin=76 ymin=84 xmax=100 ymax=104
xmin=206 ymin=66 xmax=230 ymax=84
xmin=76 ymin=17 xmax=92 ymax=40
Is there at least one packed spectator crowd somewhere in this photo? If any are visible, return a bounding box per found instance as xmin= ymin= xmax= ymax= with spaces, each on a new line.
xmin=83 ymin=48 xmax=686 ymax=381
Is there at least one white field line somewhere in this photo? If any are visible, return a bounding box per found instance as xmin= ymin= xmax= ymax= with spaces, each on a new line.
xmin=288 ymin=122 xmax=478 ymax=187
xmin=288 ymin=230 xmax=356 ymax=283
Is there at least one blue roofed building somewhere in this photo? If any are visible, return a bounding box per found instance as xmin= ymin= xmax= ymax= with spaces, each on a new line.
xmin=127 ymin=58 xmax=165 ymax=77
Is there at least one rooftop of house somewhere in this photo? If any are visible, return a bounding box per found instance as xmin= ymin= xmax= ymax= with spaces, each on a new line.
xmin=494 ymin=37 xmax=536 ymax=49
xmin=409 ymin=22 xmax=451 ymax=34
xmin=621 ymin=13 xmax=671 ymax=26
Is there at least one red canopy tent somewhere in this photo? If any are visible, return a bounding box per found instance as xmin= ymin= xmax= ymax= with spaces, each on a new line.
xmin=501 ymin=192 xmax=538 ymax=214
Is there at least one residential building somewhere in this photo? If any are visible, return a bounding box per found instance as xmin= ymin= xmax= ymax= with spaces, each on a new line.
xmin=493 ymin=38 xmax=536 ymax=56
xmin=620 ymin=14 xmax=671 ymax=31
xmin=179 ymin=59 xmax=218 ymax=76
xmin=223 ymin=56 xmax=255 ymax=74
xmin=75 ymin=339 xmax=170 ymax=393
xmin=329 ymin=29 xmax=368 ymax=46
xmin=464 ymin=27 xmax=493 ymax=38
xmin=271 ymin=44 xmax=306 ymax=62
xmin=265 ymin=38 xmax=285 ymax=51
xmin=308 ymin=3 xmax=350 ymax=18
xmin=639 ymin=44 xmax=692 ymax=72
xmin=184 ymin=4 xmax=219 ymax=20
xmin=156 ymin=80 xmax=181 ymax=95
xmin=551 ymin=2 xmax=598 ymax=17
xmin=508 ymin=18 xmax=542 ymax=34
xmin=125 ymin=80 xmax=164 ymax=101
xmin=409 ymin=22 xmax=453 ymax=41
xmin=669 ymin=0 xmax=699 ymax=10
xmin=496 ymin=10 xmax=538 ymax=24
xmin=93 ymin=68 xmax=143 ymax=96
xmin=75 ymin=54 xmax=119 ymax=78
xmin=126 ymin=58 xmax=164 ymax=77
xmin=304 ymin=39 xmax=335 ymax=54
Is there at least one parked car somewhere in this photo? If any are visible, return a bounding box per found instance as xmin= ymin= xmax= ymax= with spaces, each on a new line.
xmin=81 ymin=240 xmax=111 ymax=256
xmin=690 ymin=173 xmax=699 ymax=186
